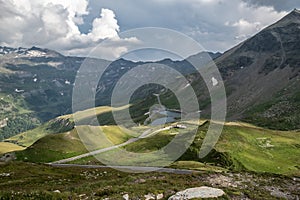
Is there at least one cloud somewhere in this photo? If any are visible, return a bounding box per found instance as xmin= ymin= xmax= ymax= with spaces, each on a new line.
xmin=0 ymin=0 xmax=138 ymax=59
xmin=86 ymin=0 xmax=290 ymax=53
xmin=68 ymin=36 xmax=140 ymax=60
xmin=224 ymin=2 xmax=287 ymax=42
xmin=0 ymin=0 xmax=297 ymax=59
xmin=88 ymin=9 xmax=120 ymax=41
xmin=242 ymin=0 xmax=300 ymax=11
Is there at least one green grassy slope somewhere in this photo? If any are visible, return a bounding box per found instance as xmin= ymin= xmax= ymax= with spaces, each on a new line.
xmin=214 ymin=125 xmax=300 ymax=175
xmin=4 ymin=103 xmax=299 ymax=175
xmin=15 ymin=129 xmax=87 ymax=163
xmin=120 ymin=122 xmax=300 ymax=175
xmin=5 ymin=118 xmax=74 ymax=147
xmin=15 ymin=125 xmax=134 ymax=163
xmin=5 ymin=105 xmax=129 ymax=147
xmin=0 ymin=142 xmax=24 ymax=154
xmin=60 ymin=122 xmax=300 ymax=176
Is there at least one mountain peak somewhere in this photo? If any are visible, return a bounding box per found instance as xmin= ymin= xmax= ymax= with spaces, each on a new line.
xmin=266 ymin=8 xmax=300 ymax=29
xmin=285 ymin=8 xmax=300 ymax=17
xmin=292 ymin=8 xmax=300 ymax=14
xmin=0 ymin=46 xmax=63 ymax=58
xmin=287 ymin=8 xmax=300 ymax=18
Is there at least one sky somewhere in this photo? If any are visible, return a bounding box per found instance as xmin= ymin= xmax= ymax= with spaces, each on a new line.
xmin=0 ymin=0 xmax=299 ymax=60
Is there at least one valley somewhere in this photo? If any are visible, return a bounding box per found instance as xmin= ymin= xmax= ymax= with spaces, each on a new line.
xmin=0 ymin=7 xmax=300 ymax=200
xmin=6 ymin=109 xmax=299 ymax=176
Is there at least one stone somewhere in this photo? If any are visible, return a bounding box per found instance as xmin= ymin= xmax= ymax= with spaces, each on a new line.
xmin=135 ymin=178 xmax=146 ymax=183
xmin=123 ymin=194 xmax=129 ymax=200
xmin=144 ymin=193 xmax=155 ymax=200
xmin=157 ymin=193 xmax=164 ymax=199
xmin=168 ymin=186 xmax=225 ymax=199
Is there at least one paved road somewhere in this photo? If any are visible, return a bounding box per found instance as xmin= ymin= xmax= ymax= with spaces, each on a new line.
xmin=48 ymin=125 xmax=202 ymax=174
xmin=49 ymin=126 xmax=173 ymax=165
xmin=49 ymin=138 xmax=139 ymax=164
xmin=48 ymin=163 xmax=198 ymax=174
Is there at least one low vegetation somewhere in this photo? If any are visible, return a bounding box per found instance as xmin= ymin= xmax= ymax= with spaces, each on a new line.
xmin=0 ymin=162 xmax=298 ymax=199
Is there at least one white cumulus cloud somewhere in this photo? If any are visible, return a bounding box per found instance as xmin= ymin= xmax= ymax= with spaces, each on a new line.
xmin=224 ymin=2 xmax=287 ymax=41
xmin=0 ymin=0 xmax=138 ymax=59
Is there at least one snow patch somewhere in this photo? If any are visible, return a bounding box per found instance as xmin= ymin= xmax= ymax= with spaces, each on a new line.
xmin=212 ymin=77 xmax=219 ymax=86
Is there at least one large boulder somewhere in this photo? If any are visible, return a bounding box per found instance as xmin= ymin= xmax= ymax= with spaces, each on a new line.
xmin=168 ymin=186 xmax=225 ymax=199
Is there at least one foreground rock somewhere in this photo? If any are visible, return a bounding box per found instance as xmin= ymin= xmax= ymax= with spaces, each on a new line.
xmin=122 ymin=194 xmax=129 ymax=200
xmin=168 ymin=186 xmax=225 ymax=199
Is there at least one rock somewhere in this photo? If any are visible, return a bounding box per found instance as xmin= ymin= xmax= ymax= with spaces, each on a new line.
xmin=144 ymin=193 xmax=155 ymax=200
xmin=0 ymin=173 xmax=10 ymax=177
xmin=208 ymin=174 xmax=238 ymax=188
xmin=0 ymin=153 xmax=16 ymax=162
xmin=123 ymin=194 xmax=129 ymax=200
xmin=168 ymin=186 xmax=225 ymax=199
xmin=78 ymin=194 xmax=88 ymax=200
xmin=135 ymin=178 xmax=146 ymax=183
xmin=157 ymin=193 xmax=164 ymax=199
xmin=265 ymin=186 xmax=292 ymax=199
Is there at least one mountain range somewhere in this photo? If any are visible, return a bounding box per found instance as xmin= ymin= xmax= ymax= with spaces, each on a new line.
xmin=0 ymin=9 xmax=300 ymax=142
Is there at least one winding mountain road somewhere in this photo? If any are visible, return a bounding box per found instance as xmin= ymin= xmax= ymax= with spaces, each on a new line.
xmin=48 ymin=124 xmax=200 ymax=174
xmin=49 ymin=125 xmax=175 ymax=165
xmin=48 ymin=163 xmax=198 ymax=174
xmin=48 ymin=138 xmax=139 ymax=164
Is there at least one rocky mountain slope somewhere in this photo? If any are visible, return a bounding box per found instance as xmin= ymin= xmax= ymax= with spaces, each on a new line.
xmin=212 ymin=9 xmax=300 ymax=130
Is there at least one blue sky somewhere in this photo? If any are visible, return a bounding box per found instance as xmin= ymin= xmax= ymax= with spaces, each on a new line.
xmin=0 ymin=0 xmax=299 ymax=60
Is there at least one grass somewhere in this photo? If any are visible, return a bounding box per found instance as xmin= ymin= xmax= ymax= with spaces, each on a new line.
xmin=101 ymin=125 xmax=138 ymax=144
xmin=72 ymin=125 xmax=136 ymax=152
xmin=124 ymin=129 xmax=175 ymax=153
xmin=215 ymin=125 xmax=300 ymax=175
xmin=67 ymin=155 xmax=103 ymax=165
xmin=0 ymin=162 xmax=298 ymax=199
xmin=5 ymin=116 xmax=300 ymax=175
xmin=14 ymin=125 xmax=135 ymax=163
xmin=170 ymin=161 xmax=227 ymax=172
xmin=6 ymin=123 xmax=52 ymax=147
xmin=102 ymin=122 xmax=300 ymax=175
xmin=61 ymin=105 xmax=130 ymax=125
xmin=5 ymin=116 xmax=74 ymax=147
xmin=15 ymin=129 xmax=88 ymax=163
xmin=92 ymin=124 xmax=201 ymax=167
xmin=0 ymin=142 xmax=24 ymax=154
xmin=5 ymin=105 xmax=130 ymax=147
